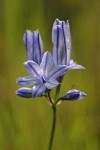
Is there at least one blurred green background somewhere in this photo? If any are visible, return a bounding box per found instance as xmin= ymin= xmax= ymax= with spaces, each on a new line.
xmin=0 ymin=0 xmax=100 ymax=149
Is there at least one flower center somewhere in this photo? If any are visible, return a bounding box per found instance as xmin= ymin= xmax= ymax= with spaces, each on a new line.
xmin=42 ymin=76 xmax=46 ymax=83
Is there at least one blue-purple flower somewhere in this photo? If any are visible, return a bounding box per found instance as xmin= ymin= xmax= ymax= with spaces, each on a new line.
xmin=24 ymin=30 xmax=43 ymax=65
xmin=52 ymin=19 xmax=84 ymax=70
xmin=16 ymin=19 xmax=87 ymax=150
xmin=16 ymin=18 xmax=87 ymax=101
xmin=16 ymin=52 xmax=67 ymax=98
xmin=60 ymin=89 xmax=87 ymax=100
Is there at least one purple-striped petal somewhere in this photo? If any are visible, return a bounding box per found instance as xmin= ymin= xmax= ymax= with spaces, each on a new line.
xmin=23 ymin=30 xmax=33 ymax=60
xmin=32 ymin=30 xmax=43 ymax=64
xmin=52 ymin=23 xmax=65 ymax=65
xmin=16 ymin=87 xmax=32 ymax=98
xmin=16 ymin=75 xmax=41 ymax=86
xmin=32 ymin=84 xmax=46 ymax=98
xmin=24 ymin=61 xmax=42 ymax=79
xmin=23 ymin=30 xmax=43 ymax=64
xmin=52 ymin=19 xmax=72 ymax=66
xmin=48 ymin=65 xmax=67 ymax=80
xmin=52 ymin=19 xmax=69 ymax=65
xmin=68 ymin=60 xmax=85 ymax=70
xmin=60 ymin=89 xmax=87 ymax=100
xmin=40 ymin=52 xmax=54 ymax=78
xmin=45 ymin=78 xmax=59 ymax=89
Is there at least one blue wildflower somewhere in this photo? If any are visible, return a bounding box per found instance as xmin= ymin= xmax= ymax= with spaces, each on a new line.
xmin=16 ymin=19 xmax=87 ymax=150
xmin=52 ymin=19 xmax=84 ymax=69
xmin=23 ymin=30 xmax=43 ymax=65
xmin=59 ymin=89 xmax=87 ymax=100
xmin=16 ymin=52 xmax=67 ymax=98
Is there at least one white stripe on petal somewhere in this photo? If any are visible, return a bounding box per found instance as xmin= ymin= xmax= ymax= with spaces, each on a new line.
xmin=65 ymin=20 xmax=72 ymax=65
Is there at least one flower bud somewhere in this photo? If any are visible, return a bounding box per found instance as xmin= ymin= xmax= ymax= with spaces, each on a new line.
xmin=16 ymin=88 xmax=32 ymax=98
xmin=60 ymin=89 xmax=87 ymax=100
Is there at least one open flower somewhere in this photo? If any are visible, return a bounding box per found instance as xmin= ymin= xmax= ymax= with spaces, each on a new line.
xmin=23 ymin=30 xmax=43 ymax=65
xmin=52 ymin=19 xmax=84 ymax=69
xmin=16 ymin=52 xmax=67 ymax=98
xmin=16 ymin=19 xmax=87 ymax=150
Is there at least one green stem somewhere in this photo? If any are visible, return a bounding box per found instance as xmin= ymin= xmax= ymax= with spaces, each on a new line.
xmin=55 ymin=84 xmax=61 ymax=101
xmin=47 ymin=91 xmax=53 ymax=105
xmin=54 ymin=98 xmax=60 ymax=106
xmin=48 ymin=105 xmax=56 ymax=150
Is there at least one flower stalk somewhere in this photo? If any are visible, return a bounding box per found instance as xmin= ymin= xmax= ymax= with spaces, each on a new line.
xmin=16 ymin=18 xmax=87 ymax=150
xmin=48 ymin=104 xmax=56 ymax=150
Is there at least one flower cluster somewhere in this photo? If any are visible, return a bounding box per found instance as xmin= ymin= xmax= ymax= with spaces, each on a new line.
xmin=16 ymin=19 xmax=87 ymax=103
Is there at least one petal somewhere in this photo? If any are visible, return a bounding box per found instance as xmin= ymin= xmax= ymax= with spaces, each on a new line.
xmin=24 ymin=61 xmax=42 ymax=80
xmin=23 ymin=30 xmax=33 ymax=60
xmin=23 ymin=30 xmax=43 ymax=64
xmin=32 ymin=84 xmax=46 ymax=98
xmin=48 ymin=65 xmax=67 ymax=80
xmin=68 ymin=60 xmax=85 ymax=69
xmin=40 ymin=52 xmax=54 ymax=78
xmin=52 ymin=19 xmax=72 ymax=66
xmin=32 ymin=30 xmax=43 ymax=64
xmin=52 ymin=19 xmax=64 ymax=43
xmin=52 ymin=22 xmax=66 ymax=65
xmin=65 ymin=20 xmax=72 ymax=65
xmin=60 ymin=89 xmax=87 ymax=100
xmin=16 ymin=87 xmax=32 ymax=98
xmin=45 ymin=78 xmax=59 ymax=89
xmin=16 ymin=75 xmax=42 ymax=86
xmin=52 ymin=19 xmax=61 ymax=27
